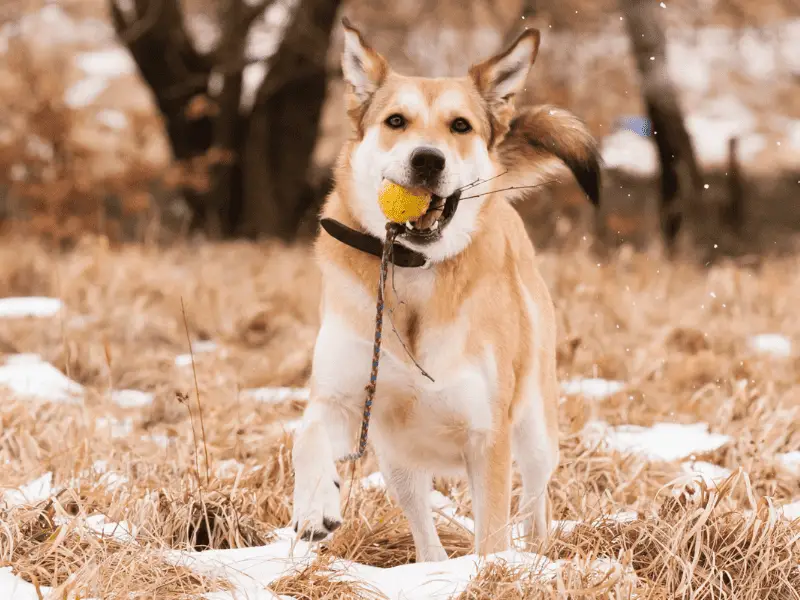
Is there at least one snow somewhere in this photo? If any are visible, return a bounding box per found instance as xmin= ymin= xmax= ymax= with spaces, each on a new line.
xmin=97 ymin=109 xmax=129 ymax=130
xmin=561 ymin=378 xmax=625 ymax=399
xmin=175 ymin=341 xmax=219 ymax=366
xmin=782 ymin=501 xmax=800 ymax=521
xmin=280 ymin=419 xmax=302 ymax=434
xmin=215 ymin=459 xmax=246 ymax=478
xmin=748 ymin=334 xmax=793 ymax=358
xmin=2 ymin=472 xmax=54 ymax=508
xmin=584 ymin=421 xmax=731 ymax=462
xmin=171 ymin=529 xmax=556 ymax=600
xmin=430 ymin=490 xmax=475 ymax=533
xmin=0 ymin=567 xmax=50 ymax=600
xmin=777 ymin=451 xmax=800 ymax=475
xmin=0 ymin=296 xmax=62 ymax=318
xmin=0 ymin=354 xmax=84 ymax=403
xmin=143 ymin=433 xmax=172 ymax=448
xmin=75 ymin=49 xmax=136 ymax=77
xmin=600 ymin=129 xmax=658 ymax=176
xmin=241 ymin=387 xmax=310 ymax=404
xmin=85 ymin=459 xmax=128 ymax=491
xmin=680 ymin=460 xmax=732 ymax=484
xmin=111 ymin=389 xmax=154 ymax=408
xmin=361 ymin=471 xmax=386 ymax=489
xmin=85 ymin=514 xmax=137 ymax=543
xmin=64 ymin=77 xmax=109 ymax=109
xmin=95 ymin=416 xmax=134 ymax=439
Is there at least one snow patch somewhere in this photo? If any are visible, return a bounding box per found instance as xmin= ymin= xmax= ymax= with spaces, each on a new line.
xmin=0 ymin=567 xmax=50 ymax=600
xmin=561 ymin=378 xmax=625 ymax=399
xmin=361 ymin=471 xmax=386 ymax=489
xmin=777 ymin=451 xmax=800 ymax=476
xmin=65 ymin=77 xmax=109 ymax=108
xmin=85 ymin=514 xmax=137 ymax=543
xmin=97 ymin=109 xmax=129 ymax=130
xmin=781 ymin=501 xmax=800 ymax=521
xmin=111 ymin=389 xmax=154 ymax=408
xmin=171 ymin=535 xmax=556 ymax=600
xmin=96 ymin=416 xmax=134 ymax=438
xmin=2 ymin=472 xmax=54 ymax=508
xmin=142 ymin=434 xmax=172 ymax=448
xmin=0 ymin=296 xmax=62 ymax=318
xmin=175 ymin=341 xmax=219 ymax=366
xmin=680 ymin=460 xmax=732 ymax=484
xmin=75 ymin=49 xmax=136 ymax=77
xmin=584 ymin=421 xmax=730 ymax=462
xmin=215 ymin=459 xmax=246 ymax=479
xmin=241 ymin=387 xmax=310 ymax=404
xmin=0 ymin=355 xmax=84 ymax=403
xmin=748 ymin=334 xmax=792 ymax=358
xmin=600 ymin=129 xmax=658 ymax=176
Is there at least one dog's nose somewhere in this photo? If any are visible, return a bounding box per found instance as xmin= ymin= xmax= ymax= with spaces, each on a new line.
xmin=410 ymin=147 xmax=445 ymax=180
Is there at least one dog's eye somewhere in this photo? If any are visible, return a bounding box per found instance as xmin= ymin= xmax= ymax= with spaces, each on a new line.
xmin=385 ymin=114 xmax=407 ymax=129
xmin=450 ymin=118 xmax=472 ymax=134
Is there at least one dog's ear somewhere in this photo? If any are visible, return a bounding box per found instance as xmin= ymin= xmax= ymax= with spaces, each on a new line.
xmin=341 ymin=18 xmax=388 ymax=104
xmin=469 ymin=29 xmax=540 ymax=145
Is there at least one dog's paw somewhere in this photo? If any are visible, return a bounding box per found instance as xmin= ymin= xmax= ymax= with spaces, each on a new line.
xmin=292 ymin=477 xmax=342 ymax=542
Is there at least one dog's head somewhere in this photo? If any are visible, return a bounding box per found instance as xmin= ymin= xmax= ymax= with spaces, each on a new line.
xmin=340 ymin=19 xmax=540 ymax=262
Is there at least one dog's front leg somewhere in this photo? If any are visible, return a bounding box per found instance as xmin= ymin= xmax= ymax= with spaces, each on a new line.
xmin=379 ymin=457 xmax=448 ymax=563
xmin=465 ymin=422 xmax=513 ymax=555
xmin=291 ymin=398 xmax=355 ymax=541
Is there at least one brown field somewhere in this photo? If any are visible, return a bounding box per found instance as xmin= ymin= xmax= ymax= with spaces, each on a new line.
xmin=0 ymin=233 xmax=798 ymax=598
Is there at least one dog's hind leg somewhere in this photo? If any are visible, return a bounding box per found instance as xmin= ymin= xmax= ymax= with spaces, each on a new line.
xmin=379 ymin=457 xmax=448 ymax=563
xmin=292 ymin=398 xmax=355 ymax=541
xmin=466 ymin=422 xmax=513 ymax=555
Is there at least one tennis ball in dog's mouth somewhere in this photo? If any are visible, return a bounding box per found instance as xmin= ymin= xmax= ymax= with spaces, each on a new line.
xmin=378 ymin=180 xmax=431 ymax=223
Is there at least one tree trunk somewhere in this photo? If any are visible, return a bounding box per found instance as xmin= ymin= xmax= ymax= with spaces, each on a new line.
xmin=722 ymin=136 xmax=745 ymax=235
xmin=110 ymin=0 xmax=342 ymax=240
xmin=240 ymin=0 xmax=343 ymax=240
xmin=619 ymin=0 xmax=703 ymax=252
xmin=110 ymin=0 xmax=215 ymax=231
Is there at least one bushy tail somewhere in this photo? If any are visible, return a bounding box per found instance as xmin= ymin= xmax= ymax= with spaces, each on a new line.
xmin=497 ymin=105 xmax=601 ymax=205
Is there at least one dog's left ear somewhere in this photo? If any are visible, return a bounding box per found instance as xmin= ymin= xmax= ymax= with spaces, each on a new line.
xmin=469 ymin=29 xmax=540 ymax=144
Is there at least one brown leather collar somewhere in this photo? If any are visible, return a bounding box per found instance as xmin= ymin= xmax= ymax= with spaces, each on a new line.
xmin=319 ymin=218 xmax=429 ymax=268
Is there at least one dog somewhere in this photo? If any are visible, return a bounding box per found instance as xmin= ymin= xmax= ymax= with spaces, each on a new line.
xmin=291 ymin=18 xmax=600 ymax=562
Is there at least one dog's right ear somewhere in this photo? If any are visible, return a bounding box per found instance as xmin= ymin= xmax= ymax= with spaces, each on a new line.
xmin=341 ymin=18 xmax=388 ymax=105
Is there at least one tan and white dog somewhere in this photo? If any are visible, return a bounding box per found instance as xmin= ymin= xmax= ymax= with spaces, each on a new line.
xmin=291 ymin=19 xmax=600 ymax=562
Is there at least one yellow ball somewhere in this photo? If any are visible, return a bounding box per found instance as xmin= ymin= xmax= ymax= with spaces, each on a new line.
xmin=378 ymin=180 xmax=431 ymax=223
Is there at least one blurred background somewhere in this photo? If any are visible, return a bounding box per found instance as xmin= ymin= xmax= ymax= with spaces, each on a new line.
xmin=0 ymin=0 xmax=798 ymax=258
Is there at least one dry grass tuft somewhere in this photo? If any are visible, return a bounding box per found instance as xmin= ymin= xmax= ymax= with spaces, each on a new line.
xmin=324 ymin=487 xmax=474 ymax=568
xmin=269 ymin=554 xmax=386 ymax=600
xmin=0 ymin=500 xmax=225 ymax=598
xmin=143 ymin=487 xmax=275 ymax=550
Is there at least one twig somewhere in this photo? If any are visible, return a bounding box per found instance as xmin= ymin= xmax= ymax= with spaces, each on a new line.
xmin=455 ymin=170 xmax=509 ymax=193
xmin=386 ymin=244 xmax=434 ymax=383
xmin=176 ymin=390 xmax=202 ymax=487
xmin=180 ymin=297 xmax=211 ymax=486
xmin=458 ymin=180 xmax=560 ymax=201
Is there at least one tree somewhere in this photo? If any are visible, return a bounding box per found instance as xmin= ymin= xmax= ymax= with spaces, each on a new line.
xmin=619 ymin=0 xmax=703 ymax=252
xmin=109 ymin=0 xmax=342 ymax=240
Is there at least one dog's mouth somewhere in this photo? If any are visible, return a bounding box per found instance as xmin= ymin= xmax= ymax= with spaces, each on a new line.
xmin=400 ymin=189 xmax=461 ymax=243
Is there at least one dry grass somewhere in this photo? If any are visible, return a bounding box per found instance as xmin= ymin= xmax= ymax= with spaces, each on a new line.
xmin=0 ymin=234 xmax=799 ymax=598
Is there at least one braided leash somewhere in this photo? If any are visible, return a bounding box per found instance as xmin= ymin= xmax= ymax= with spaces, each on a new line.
xmin=340 ymin=222 xmax=403 ymax=462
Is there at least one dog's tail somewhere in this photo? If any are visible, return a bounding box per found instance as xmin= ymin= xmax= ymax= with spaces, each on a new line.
xmin=497 ymin=105 xmax=601 ymax=206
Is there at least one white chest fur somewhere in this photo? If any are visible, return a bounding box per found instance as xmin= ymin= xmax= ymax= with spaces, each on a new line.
xmin=312 ymin=263 xmax=497 ymax=472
